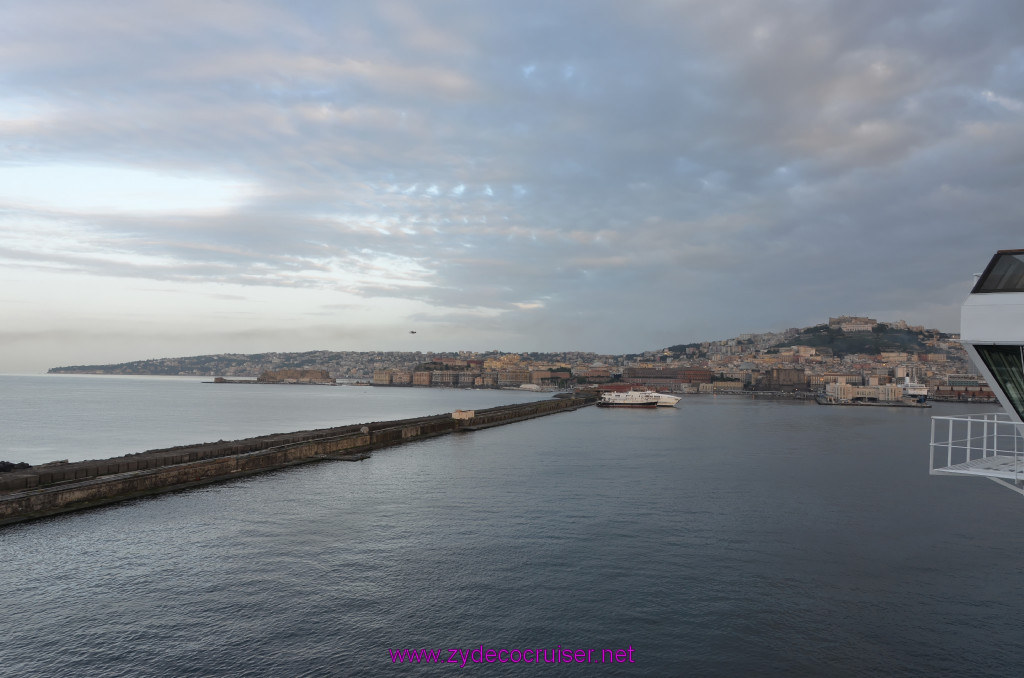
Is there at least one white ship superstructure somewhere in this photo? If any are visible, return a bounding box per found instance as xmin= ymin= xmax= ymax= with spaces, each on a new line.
xmin=597 ymin=390 xmax=660 ymax=408
xmin=900 ymin=377 xmax=929 ymax=401
xmin=930 ymin=249 xmax=1024 ymax=495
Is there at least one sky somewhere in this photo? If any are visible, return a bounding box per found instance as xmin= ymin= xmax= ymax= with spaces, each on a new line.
xmin=2 ymin=0 xmax=1023 ymax=373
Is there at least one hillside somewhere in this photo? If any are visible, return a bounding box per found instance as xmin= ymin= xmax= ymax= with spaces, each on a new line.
xmin=779 ymin=323 xmax=942 ymax=355
xmin=663 ymin=320 xmax=954 ymax=359
xmin=47 ymin=351 xmax=384 ymax=378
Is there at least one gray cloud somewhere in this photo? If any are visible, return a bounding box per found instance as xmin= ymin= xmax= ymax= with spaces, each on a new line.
xmin=2 ymin=0 xmax=1022 ymax=369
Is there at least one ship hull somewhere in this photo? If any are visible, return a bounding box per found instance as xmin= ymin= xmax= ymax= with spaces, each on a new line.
xmin=596 ymin=401 xmax=658 ymax=408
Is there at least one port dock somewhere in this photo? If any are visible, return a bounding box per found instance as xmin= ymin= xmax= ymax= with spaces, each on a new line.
xmin=0 ymin=396 xmax=594 ymax=526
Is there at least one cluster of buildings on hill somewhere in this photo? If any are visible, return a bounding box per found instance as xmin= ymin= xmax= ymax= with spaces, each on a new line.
xmin=370 ymin=318 xmax=993 ymax=404
xmin=371 ymin=355 xmax=990 ymax=403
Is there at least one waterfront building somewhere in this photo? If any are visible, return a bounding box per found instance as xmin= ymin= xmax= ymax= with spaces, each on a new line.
xmin=430 ymin=371 xmax=459 ymax=386
xmin=716 ymin=370 xmax=751 ymax=385
xmin=823 ymin=382 xmax=903 ymax=402
xmin=808 ymin=373 xmax=862 ymax=387
xmin=529 ymin=370 xmax=552 ymax=385
xmin=756 ymin=368 xmax=807 ymax=391
xmin=475 ymin=373 xmax=498 ymax=388
xmin=497 ymin=369 xmax=531 ymax=387
xmin=946 ymin=373 xmax=983 ymax=386
xmin=698 ymin=381 xmax=745 ymax=393
xmin=256 ymin=369 xmax=335 ymax=384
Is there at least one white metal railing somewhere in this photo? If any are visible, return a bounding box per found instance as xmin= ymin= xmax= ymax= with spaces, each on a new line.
xmin=929 ymin=412 xmax=1024 ymax=478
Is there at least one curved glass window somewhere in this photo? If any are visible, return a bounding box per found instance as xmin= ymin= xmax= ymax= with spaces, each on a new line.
xmin=975 ymin=344 xmax=1024 ymax=420
xmin=972 ymin=251 xmax=1024 ymax=293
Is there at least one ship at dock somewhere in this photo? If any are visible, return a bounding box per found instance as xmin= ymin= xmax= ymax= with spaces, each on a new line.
xmin=597 ymin=390 xmax=679 ymax=408
xmin=900 ymin=377 xmax=929 ymax=402
xmin=597 ymin=391 xmax=659 ymax=408
xmin=651 ymin=392 xmax=681 ymax=407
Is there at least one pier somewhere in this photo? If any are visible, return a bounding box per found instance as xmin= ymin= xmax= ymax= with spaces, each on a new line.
xmin=0 ymin=396 xmax=594 ymax=526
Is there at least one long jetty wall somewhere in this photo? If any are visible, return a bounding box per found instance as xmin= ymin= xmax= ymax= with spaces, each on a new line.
xmin=0 ymin=397 xmax=593 ymax=526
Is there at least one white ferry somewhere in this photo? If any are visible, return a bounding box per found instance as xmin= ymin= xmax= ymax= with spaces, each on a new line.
xmin=900 ymin=377 xmax=929 ymax=403
xmin=597 ymin=390 xmax=660 ymax=408
xmin=649 ymin=392 xmax=682 ymax=407
xmin=929 ymin=249 xmax=1024 ymax=495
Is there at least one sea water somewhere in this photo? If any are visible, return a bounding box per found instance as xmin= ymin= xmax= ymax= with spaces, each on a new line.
xmin=1 ymin=375 xmax=1022 ymax=677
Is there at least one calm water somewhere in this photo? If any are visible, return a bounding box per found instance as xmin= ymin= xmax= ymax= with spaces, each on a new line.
xmin=1 ymin=376 xmax=1022 ymax=677
xmin=0 ymin=374 xmax=551 ymax=465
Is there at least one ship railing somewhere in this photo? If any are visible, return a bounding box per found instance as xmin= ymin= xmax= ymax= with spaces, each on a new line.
xmin=929 ymin=412 xmax=1024 ymax=486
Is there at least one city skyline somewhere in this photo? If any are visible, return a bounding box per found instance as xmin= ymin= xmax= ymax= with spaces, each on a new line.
xmin=4 ymin=1 xmax=1023 ymax=373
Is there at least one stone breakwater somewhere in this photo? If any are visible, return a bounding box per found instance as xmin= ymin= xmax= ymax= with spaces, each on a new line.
xmin=0 ymin=397 xmax=594 ymax=526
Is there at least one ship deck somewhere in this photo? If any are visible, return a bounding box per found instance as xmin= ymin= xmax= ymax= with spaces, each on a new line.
xmin=930 ymin=412 xmax=1024 ymax=493
xmin=934 ymin=454 xmax=1024 ymax=480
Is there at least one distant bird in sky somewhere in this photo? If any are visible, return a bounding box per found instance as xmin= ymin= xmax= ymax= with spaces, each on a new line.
xmin=409 ymin=330 xmax=417 ymax=334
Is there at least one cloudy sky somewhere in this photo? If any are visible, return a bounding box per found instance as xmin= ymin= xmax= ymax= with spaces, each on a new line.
xmin=2 ymin=0 xmax=1022 ymax=372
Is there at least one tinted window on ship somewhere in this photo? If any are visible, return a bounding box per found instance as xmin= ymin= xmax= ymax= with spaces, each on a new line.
xmin=972 ymin=251 xmax=1024 ymax=293
xmin=975 ymin=345 xmax=1024 ymax=421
